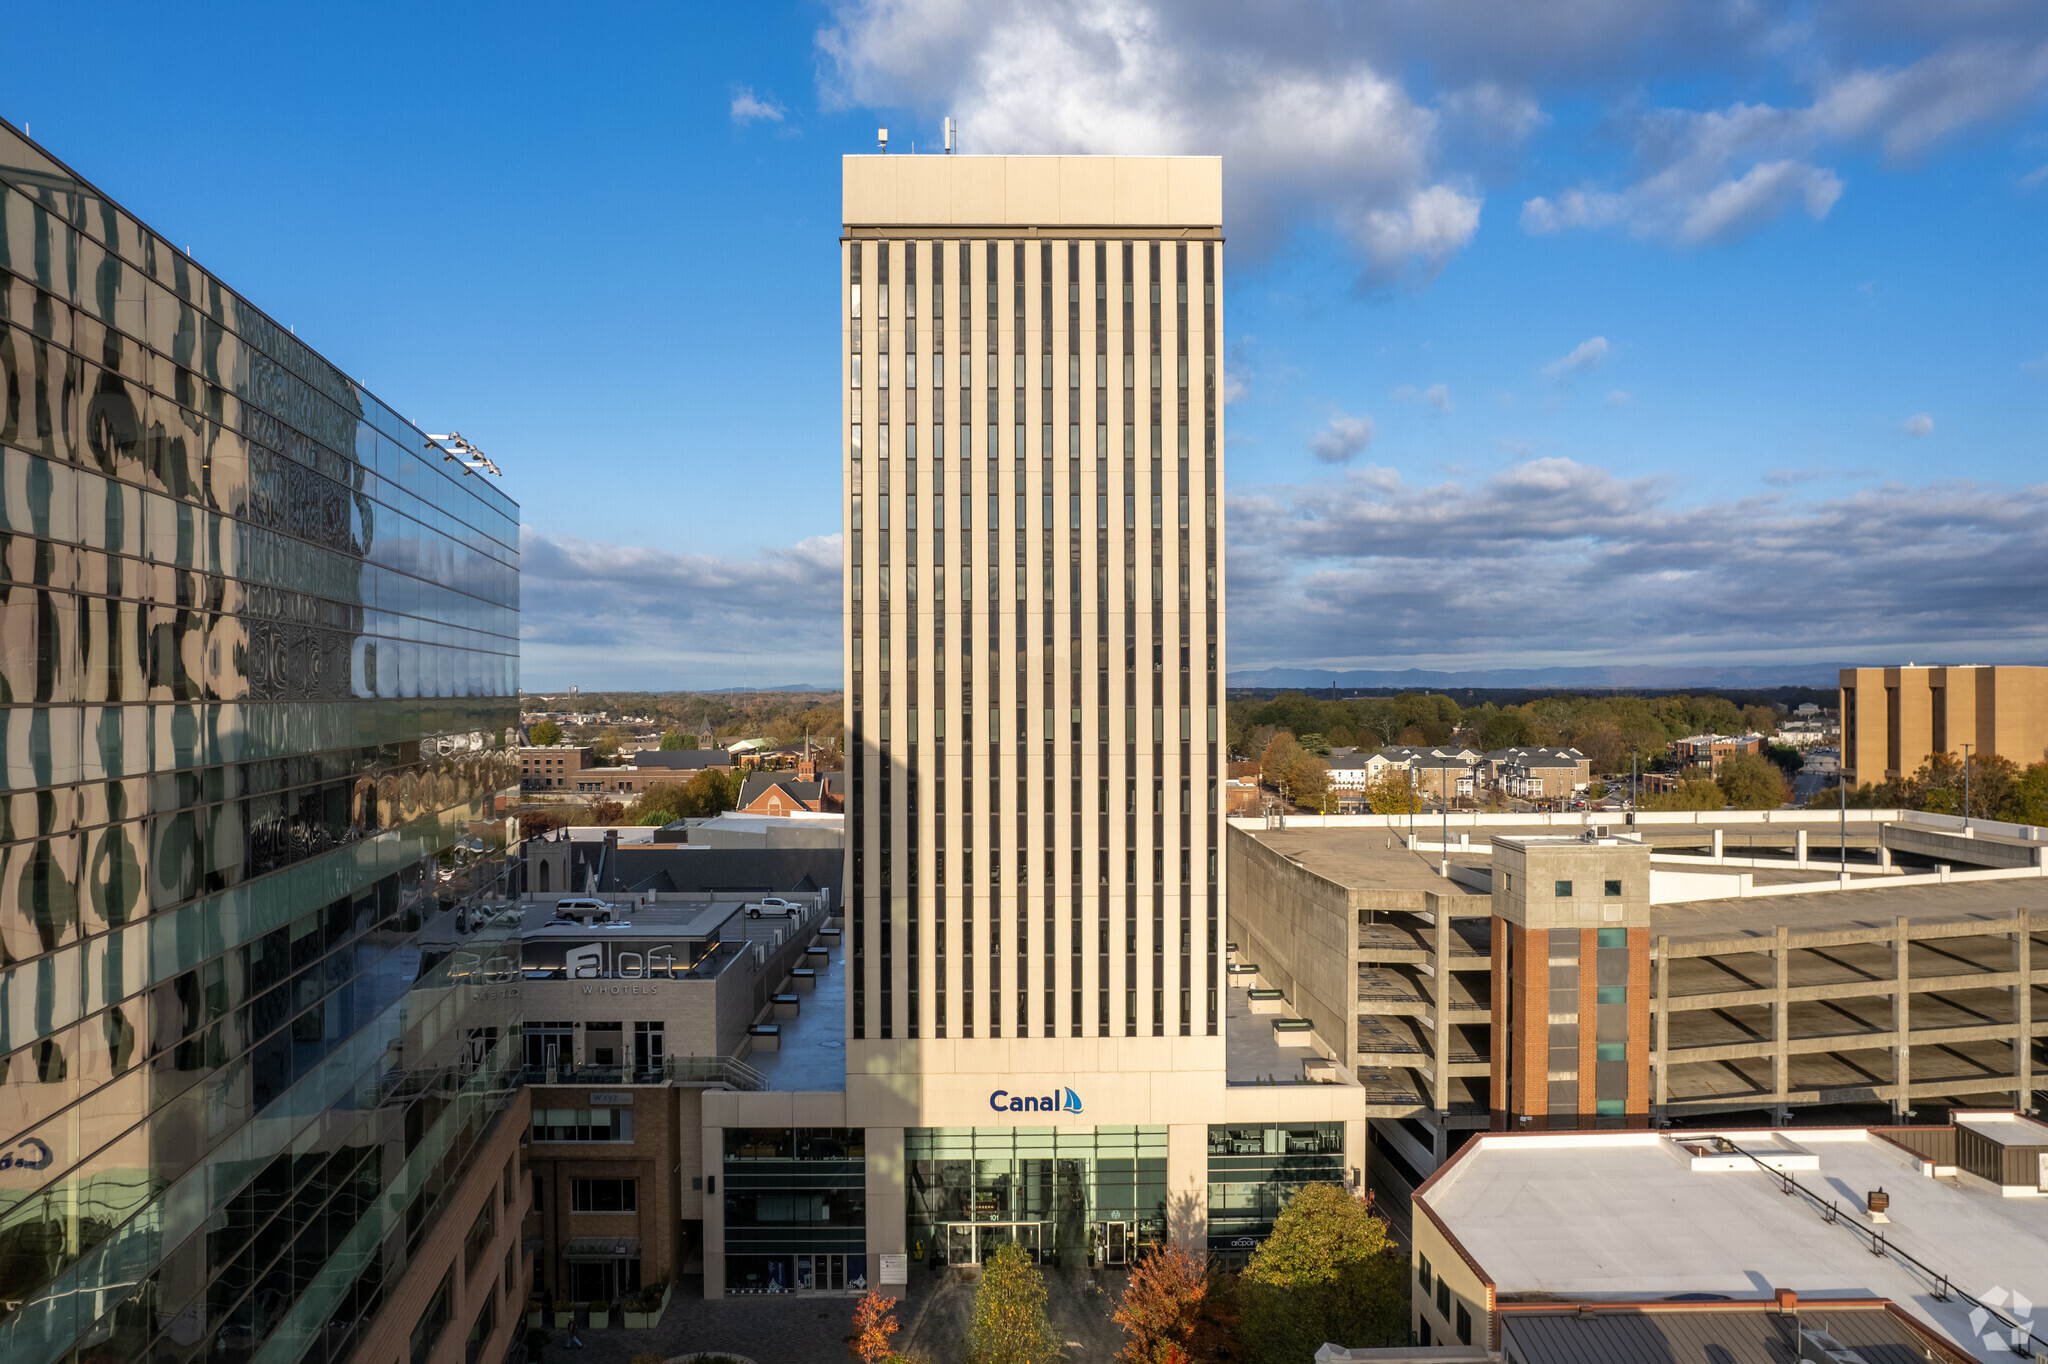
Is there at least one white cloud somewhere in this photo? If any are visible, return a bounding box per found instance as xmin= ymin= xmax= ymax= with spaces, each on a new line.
xmin=1541 ymin=336 xmax=1609 ymax=378
xmin=1309 ymin=413 xmax=1375 ymax=463
xmin=2023 ymin=164 xmax=2048 ymax=190
xmin=1604 ymin=389 xmax=1632 ymax=407
xmin=1392 ymin=382 xmax=1452 ymax=412
xmin=1902 ymin=412 xmax=1935 ymax=436
xmin=1677 ymin=160 xmax=1843 ymax=244
xmin=1226 ymin=459 xmax=2048 ymax=669
xmin=2023 ymin=352 xmax=2048 ymax=374
xmin=1521 ymin=34 xmax=2048 ymax=246
xmin=817 ymin=0 xmax=1483 ymax=281
xmin=520 ymin=530 xmax=840 ymax=688
xmin=730 ymin=87 xmax=786 ymax=125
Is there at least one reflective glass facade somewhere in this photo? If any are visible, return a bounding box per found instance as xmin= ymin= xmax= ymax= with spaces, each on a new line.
xmin=1205 ymin=1121 xmax=1343 ymax=1258
xmin=0 ymin=121 xmax=522 ymax=1364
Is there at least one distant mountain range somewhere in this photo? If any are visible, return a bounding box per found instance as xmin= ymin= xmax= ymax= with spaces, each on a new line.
xmin=700 ymin=683 xmax=838 ymax=693
xmin=1227 ymin=664 xmax=1847 ymax=691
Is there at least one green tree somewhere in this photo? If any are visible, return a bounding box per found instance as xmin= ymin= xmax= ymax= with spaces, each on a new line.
xmin=629 ymin=768 xmax=740 ymax=825
xmin=1238 ymin=1184 xmax=1405 ymax=1364
xmin=967 ymin=1241 xmax=1061 ymax=1364
xmin=529 ymin=719 xmax=562 ymax=747
xmin=1715 ymin=751 xmax=1789 ymax=809
xmin=658 ymin=731 xmax=697 ymax=750
xmin=2000 ymin=762 xmax=2048 ymax=824
xmin=1639 ymin=779 xmax=1728 ymax=812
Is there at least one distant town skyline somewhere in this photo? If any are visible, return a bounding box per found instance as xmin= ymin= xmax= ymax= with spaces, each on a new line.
xmin=13 ymin=2 xmax=2047 ymax=691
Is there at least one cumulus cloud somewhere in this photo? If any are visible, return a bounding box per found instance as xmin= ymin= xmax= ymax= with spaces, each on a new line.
xmin=1392 ymin=383 xmax=1452 ymax=412
xmin=1541 ymin=336 xmax=1609 ymax=378
xmin=817 ymin=0 xmax=1482 ymax=282
xmin=1309 ymin=413 xmax=1376 ymax=463
xmin=521 ymin=530 xmax=840 ymax=688
xmin=1520 ymin=33 xmax=2048 ymax=246
xmin=730 ymin=87 xmax=787 ymax=125
xmin=1902 ymin=413 xmax=1935 ymax=436
xmin=1225 ymin=459 xmax=2048 ymax=670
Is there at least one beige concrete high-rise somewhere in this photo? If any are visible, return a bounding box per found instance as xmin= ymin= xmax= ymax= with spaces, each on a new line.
xmin=1840 ymin=665 xmax=2048 ymax=786
xmin=841 ymin=154 xmax=1227 ymax=1121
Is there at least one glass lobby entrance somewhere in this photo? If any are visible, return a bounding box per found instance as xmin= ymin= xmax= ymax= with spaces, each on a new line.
xmin=907 ymin=1127 xmax=1168 ymax=1270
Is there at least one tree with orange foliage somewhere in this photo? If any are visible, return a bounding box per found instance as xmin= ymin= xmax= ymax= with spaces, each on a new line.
xmin=1114 ymin=1242 xmax=1208 ymax=1364
xmin=849 ymin=1290 xmax=900 ymax=1364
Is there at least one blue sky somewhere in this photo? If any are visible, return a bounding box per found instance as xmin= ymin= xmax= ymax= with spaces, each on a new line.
xmin=13 ymin=2 xmax=2048 ymax=688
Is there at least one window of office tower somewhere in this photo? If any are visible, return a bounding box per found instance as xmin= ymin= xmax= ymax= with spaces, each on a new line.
xmin=1121 ymin=238 xmax=1137 ymax=1039
xmin=1175 ymin=239 xmax=1191 ymax=1036
xmin=1148 ymin=238 xmax=1163 ymax=1038
xmin=0 ymin=121 xmax=521 ymax=1364
xmin=1068 ymin=238 xmax=1083 ymax=1040
xmin=850 ymin=237 xmax=867 ymax=1039
xmin=1096 ymin=238 xmax=1111 ymax=1039
xmin=1203 ymin=239 xmax=1217 ymax=1035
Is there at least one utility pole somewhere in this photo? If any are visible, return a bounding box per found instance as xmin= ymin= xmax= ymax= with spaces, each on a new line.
xmin=1440 ymin=763 xmax=1450 ymax=878
xmin=1839 ymin=760 xmax=1847 ymax=880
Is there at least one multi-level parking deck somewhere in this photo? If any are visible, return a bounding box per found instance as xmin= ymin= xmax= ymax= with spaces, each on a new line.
xmin=1227 ymin=810 xmax=2048 ymax=1225
xmin=1652 ymin=880 xmax=2047 ymax=1117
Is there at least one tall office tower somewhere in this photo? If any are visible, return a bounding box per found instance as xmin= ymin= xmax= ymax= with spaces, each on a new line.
xmin=841 ymin=155 xmax=1225 ymax=1192
xmin=0 ymin=123 xmax=529 ymax=1364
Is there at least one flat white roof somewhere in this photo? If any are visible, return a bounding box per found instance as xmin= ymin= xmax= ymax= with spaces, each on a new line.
xmin=1953 ymin=1110 xmax=2048 ymax=1144
xmin=1421 ymin=1128 xmax=2048 ymax=1354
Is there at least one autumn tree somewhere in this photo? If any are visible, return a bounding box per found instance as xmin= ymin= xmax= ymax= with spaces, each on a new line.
xmin=1715 ymin=751 xmax=1789 ymax=809
xmin=1366 ymin=770 xmax=1422 ymax=815
xmin=1259 ymin=733 xmax=1330 ymax=809
xmin=849 ymin=1291 xmax=900 ymax=1364
xmin=1238 ymin=1184 xmax=1405 ymax=1364
xmin=587 ymin=799 xmax=624 ymax=825
xmin=967 ymin=1242 xmax=1061 ymax=1364
xmin=1114 ymin=1242 xmax=1207 ymax=1364
xmin=518 ymin=810 xmax=565 ymax=841
xmin=658 ymin=730 xmax=696 ymax=750
xmin=529 ymin=719 xmax=562 ymax=747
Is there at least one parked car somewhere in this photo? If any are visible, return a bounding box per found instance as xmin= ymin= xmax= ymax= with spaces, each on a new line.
xmin=746 ymin=897 xmax=798 ymax=918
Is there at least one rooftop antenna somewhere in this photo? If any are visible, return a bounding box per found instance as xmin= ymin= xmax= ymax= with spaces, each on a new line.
xmin=943 ymin=117 xmax=955 ymax=153
xmin=877 ymin=127 xmax=888 ymax=154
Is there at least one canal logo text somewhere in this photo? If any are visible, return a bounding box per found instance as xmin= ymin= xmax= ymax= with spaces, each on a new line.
xmin=989 ymin=1087 xmax=1083 ymax=1114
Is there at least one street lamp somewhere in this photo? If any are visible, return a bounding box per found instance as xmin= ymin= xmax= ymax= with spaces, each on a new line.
xmin=1961 ymin=742 xmax=1973 ymax=832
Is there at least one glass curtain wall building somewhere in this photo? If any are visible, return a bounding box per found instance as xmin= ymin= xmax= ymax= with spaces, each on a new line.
xmin=0 ymin=120 xmax=523 ymax=1364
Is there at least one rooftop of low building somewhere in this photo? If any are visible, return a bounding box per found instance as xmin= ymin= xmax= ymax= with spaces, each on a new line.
xmin=1417 ymin=1125 xmax=2048 ymax=1356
